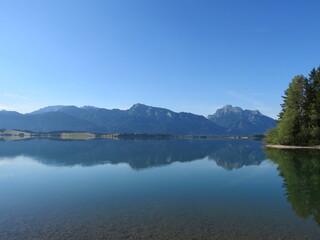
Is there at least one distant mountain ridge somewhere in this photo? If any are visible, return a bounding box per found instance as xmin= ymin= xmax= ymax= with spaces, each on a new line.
xmin=0 ymin=104 xmax=224 ymax=135
xmin=0 ymin=104 xmax=276 ymax=135
xmin=208 ymin=105 xmax=276 ymax=135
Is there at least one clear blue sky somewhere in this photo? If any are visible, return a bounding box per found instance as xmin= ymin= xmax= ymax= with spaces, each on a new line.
xmin=1 ymin=0 xmax=319 ymax=118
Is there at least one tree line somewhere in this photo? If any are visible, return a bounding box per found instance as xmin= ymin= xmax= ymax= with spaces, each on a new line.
xmin=265 ymin=66 xmax=320 ymax=145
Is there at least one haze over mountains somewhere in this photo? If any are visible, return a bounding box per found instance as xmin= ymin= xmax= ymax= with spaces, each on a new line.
xmin=0 ymin=104 xmax=276 ymax=136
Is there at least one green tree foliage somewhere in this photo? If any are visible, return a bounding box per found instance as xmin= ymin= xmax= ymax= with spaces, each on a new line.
xmin=307 ymin=67 xmax=320 ymax=144
xmin=266 ymin=148 xmax=320 ymax=225
xmin=265 ymin=66 xmax=320 ymax=145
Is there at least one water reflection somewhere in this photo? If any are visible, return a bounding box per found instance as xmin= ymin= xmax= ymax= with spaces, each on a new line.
xmin=0 ymin=139 xmax=265 ymax=170
xmin=1 ymin=139 xmax=320 ymax=239
xmin=266 ymin=148 xmax=320 ymax=226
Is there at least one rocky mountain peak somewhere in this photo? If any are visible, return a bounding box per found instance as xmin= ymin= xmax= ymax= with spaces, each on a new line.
xmin=207 ymin=105 xmax=276 ymax=135
xmin=130 ymin=103 xmax=148 ymax=110
xmin=129 ymin=103 xmax=152 ymax=114
xmin=29 ymin=105 xmax=69 ymax=115
xmin=250 ymin=110 xmax=261 ymax=115
xmin=221 ymin=105 xmax=243 ymax=113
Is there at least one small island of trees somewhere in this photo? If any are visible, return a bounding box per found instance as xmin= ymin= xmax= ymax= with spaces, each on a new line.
xmin=265 ymin=66 xmax=320 ymax=146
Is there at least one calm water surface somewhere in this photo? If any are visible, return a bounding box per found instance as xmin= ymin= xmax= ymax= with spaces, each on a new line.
xmin=0 ymin=139 xmax=319 ymax=239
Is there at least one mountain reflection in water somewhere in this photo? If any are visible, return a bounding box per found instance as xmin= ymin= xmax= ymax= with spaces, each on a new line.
xmin=0 ymin=139 xmax=265 ymax=170
xmin=1 ymin=139 xmax=320 ymax=239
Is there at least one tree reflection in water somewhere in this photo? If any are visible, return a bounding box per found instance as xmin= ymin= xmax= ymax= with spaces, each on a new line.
xmin=266 ymin=148 xmax=320 ymax=226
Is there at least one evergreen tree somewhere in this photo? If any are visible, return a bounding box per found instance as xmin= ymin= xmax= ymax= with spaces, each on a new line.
xmin=265 ymin=66 xmax=320 ymax=145
xmin=307 ymin=67 xmax=320 ymax=144
xmin=265 ymin=75 xmax=308 ymax=145
xmin=277 ymin=75 xmax=307 ymax=145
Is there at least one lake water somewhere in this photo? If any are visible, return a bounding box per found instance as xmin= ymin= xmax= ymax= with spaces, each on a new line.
xmin=0 ymin=139 xmax=319 ymax=239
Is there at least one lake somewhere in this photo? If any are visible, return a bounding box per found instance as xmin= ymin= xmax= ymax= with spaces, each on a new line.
xmin=0 ymin=139 xmax=319 ymax=239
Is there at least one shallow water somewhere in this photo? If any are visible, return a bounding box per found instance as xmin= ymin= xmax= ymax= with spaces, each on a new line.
xmin=0 ymin=139 xmax=319 ymax=239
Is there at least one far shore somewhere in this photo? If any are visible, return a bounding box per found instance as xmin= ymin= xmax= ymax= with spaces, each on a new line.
xmin=266 ymin=144 xmax=320 ymax=150
xmin=0 ymin=130 xmax=264 ymax=141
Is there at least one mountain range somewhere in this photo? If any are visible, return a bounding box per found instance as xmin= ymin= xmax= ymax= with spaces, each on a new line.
xmin=0 ymin=104 xmax=276 ymax=135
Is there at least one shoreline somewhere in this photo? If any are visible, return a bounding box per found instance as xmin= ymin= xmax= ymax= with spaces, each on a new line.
xmin=0 ymin=130 xmax=263 ymax=141
xmin=266 ymin=144 xmax=320 ymax=150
